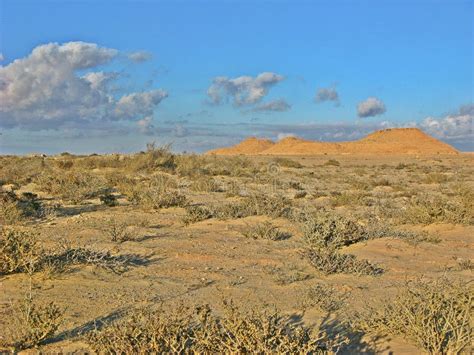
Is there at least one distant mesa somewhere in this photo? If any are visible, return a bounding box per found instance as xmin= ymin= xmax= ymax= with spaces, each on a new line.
xmin=206 ymin=128 xmax=459 ymax=155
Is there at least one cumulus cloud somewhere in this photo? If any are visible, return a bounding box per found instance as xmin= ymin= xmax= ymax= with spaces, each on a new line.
xmin=357 ymin=97 xmax=386 ymax=118
xmin=0 ymin=53 xmax=4 ymax=61
xmin=0 ymin=41 xmax=168 ymax=130
xmin=315 ymin=87 xmax=339 ymax=105
xmin=207 ymin=72 xmax=284 ymax=106
xmin=128 ymin=51 xmax=152 ymax=62
xmin=253 ymin=99 xmax=291 ymax=112
xmin=420 ymin=104 xmax=473 ymax=140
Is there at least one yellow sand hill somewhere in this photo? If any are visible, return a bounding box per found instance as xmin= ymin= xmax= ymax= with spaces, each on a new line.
xmin=206 ymin=128 xmax=459 ymax=155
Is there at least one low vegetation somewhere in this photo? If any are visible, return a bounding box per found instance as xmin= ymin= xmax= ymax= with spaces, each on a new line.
xmin=86 ymin=300 xmax=347 ymax=353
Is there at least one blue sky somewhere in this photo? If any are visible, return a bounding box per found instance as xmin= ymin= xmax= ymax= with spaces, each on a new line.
xmin=0 ymin=0 xmax=472 ymax=153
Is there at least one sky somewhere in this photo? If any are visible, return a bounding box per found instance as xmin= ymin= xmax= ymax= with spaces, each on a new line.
xmin=0 ymin=0 xmax=473 ymax=154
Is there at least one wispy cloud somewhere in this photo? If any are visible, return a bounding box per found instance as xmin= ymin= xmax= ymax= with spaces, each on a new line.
xmin=252 ymin=98 xmax=291 ymax=112
xmin=315 ymin=87 xmax=339 ymax=106
xmin=128 ymin=51 xmax=152 ymax=62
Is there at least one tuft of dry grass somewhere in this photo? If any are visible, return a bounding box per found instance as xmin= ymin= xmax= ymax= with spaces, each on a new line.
xmin=0 ymin=228 xmax=41 ymax=275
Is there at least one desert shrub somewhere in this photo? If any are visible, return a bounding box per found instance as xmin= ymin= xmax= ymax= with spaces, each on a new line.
xmin=294 ymin=191 xmax=307 ymax=199
xmin=422 ymin=172 xmax=450 ymax=184
xmin=264 ymin=264 xmax=311 ymax=285
xmin=303 ymin=212 xmax=366 ymax=249
xmin=182 ymin=205 xmax=214 ymax=225
xmin=288 ymin=181 xmax=304 ymax=190
xmin=99 ymin=190 xmax=118 ymax=207
xmin=102 ymin=219 xmax=135 ymax=243
xmin=356 ymin=278 xmax=472 ymax=354
xmin=35 ymin=170 xmax=108 ymax=203
xmin=241 ymin=221 xmax=290 ymax=241
xmin=1 ymin=228 xmax=147 ymax=276
xmin=120 ymin=175 xmax=187 ymax=209
xmin=127 ymin=142 xmax=176 ymax=172
xmin=0 ymin=156 xmax=46 ymax=186
xmin=0 ymin=228 xmax=41 ymax=275
xmin=1 ymin=290 xmax=64 ymax=351
xmin=305 ymin=283 xmax=347 ymax=313
xmin=214 ymin=194 xmax=292 ymax=220
xmin=190 ymin=177 xmax=222 ymax=192
xmin=324 ymin=159 xmax=340 ymax=167
xmin=40 ymin=247 xmax=149 ymax=275
xmin=86 ymin=300 xmax=346 ymax=353
xmin=330 ymin=191 xmax=367 ymax=207
xmin=303 ymin=247 xmax=383 ymax=276
xmin=0 ymin=191 xmax=24 ymax=225
xmin=224 ymin=180 xmax=242 ymax=197
xmin=401 ymin=194 xmax=473 ymax=225
xmin=272 ymin=157 xmax=303 ymax=169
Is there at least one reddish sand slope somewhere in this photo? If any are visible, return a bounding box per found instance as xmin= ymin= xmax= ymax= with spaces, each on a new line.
xmin=206 ymin=128 xmax=459 ymax=155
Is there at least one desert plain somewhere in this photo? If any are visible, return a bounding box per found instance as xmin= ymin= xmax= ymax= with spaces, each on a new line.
xmin=0 ymin=128 xmax=473 ymax=354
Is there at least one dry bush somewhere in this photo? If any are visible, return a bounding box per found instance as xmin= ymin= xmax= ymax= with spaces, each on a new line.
xmin=0 ymin=228 xmax=41 ymax=275
xmin=1 ymin=289 xmax=64 ymax=351
xmin=215 ymin=193 xmax=292 ymax=220
xmin=35 ymin=170 xmax=108 ymax=203
xmin=0 ymin=228 xmax=147 ymax=276
xmin=356 ymin=278 xmax=472 ymax=354
xmin=102 ymin=219 xmax=135 ymax=243
xmin=264 ymin=264 xmax=312 ymax=285
xmin=330 ymin=191 xmax=367 ymax=207
xmin=303 ymin=247 xmax=383 ymax=276
xmin=401 ymin=194 xmax=473 ymax=225
xmin=303 ymin=212 xmax=366 ymax=249
xmin=0 ymin=191 xmax=24 ymax=225
xmin=120 ymin=174 xmax=187 ymax=209
xmin=86 ymin=300 xmax=346 ymax=353
xmin=0 ymin=156 xmax=46 ymax=186
xmin=182 ymin=205 xmax=214 ymax=225
xmin=305 ymin=283 xmax=347 ymax=313
xmin=40 ymin=246 xmax=149 ymax=275
xmin=189 ymin=176 xmax=222 ymax=192
xmin=127 ymin=142 xmax=176 ymax=173
xmin=272 ymin=157 xmax=303 ymax=169
xmin=242 ymin=221 xmax=290 ymax=241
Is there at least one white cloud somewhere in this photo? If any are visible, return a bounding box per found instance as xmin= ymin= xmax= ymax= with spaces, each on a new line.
xmin=420 ymin=104 xmax=473 ymax=140
xmin=357 ymin=97 xmax=386 ymax=118
xmin=253 ymin=98 xmax=291 ymax=112
xmin=0 ymin=53 xmax=4 ymax=62
xmin=128 ymin=51 xmax=152 ymax=62
xmin=207 ymin=72 xmax=284 ymax=106
xmin=0 ymin=41 xmax=168 ymax=130
xmin=315 ymin=87 xmax=339 ymax=105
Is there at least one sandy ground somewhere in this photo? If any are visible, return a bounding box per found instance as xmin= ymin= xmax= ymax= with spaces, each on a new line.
xmin=1 ymin=153 xmax=473 ymax=354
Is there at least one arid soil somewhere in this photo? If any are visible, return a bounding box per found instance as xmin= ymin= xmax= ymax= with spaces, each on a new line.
xmin=0 ymin=150 xmax=472 ymax=353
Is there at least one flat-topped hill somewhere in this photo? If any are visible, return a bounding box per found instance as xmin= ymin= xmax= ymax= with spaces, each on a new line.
xmin=206 ymin=128 xmax=459 ymax=155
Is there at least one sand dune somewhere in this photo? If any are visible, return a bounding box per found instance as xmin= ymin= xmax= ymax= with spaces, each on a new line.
xmin=206 ymin=128 xmax=459 ymax=155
